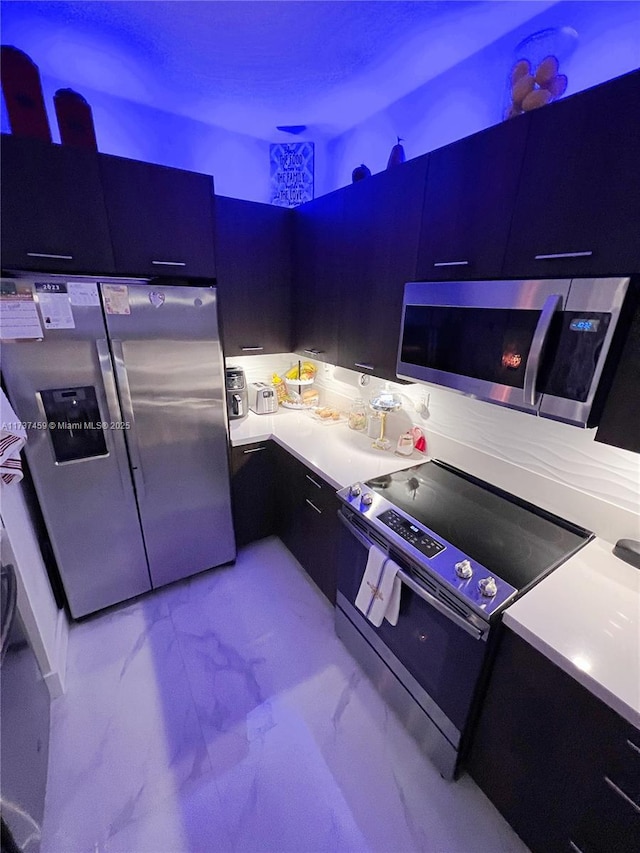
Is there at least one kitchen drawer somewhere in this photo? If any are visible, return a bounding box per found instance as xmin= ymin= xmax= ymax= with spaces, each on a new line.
xmin=570 ymin=772 xmax=640 ymax=853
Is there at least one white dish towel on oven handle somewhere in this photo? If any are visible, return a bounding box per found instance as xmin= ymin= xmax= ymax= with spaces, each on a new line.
xmin=0 ymin=389 xmax=26 ymax=485
xmin=355 ymin=544 xmax=402 ymax=627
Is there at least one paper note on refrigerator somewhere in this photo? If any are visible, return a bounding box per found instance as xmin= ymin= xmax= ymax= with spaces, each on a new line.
xmin=68 ymin=282 xmax=100 ymax=306
xmin=0 ymin=281 xmax=44 ymax=340
xmin=35 ymin=281 xmax=75 ymax=329
xmin=103 ymin=284 xmax=130 ymax=315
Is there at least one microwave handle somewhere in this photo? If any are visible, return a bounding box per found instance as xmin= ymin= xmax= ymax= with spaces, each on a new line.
xmin=523 ymin=294 xmax=562 ymax=407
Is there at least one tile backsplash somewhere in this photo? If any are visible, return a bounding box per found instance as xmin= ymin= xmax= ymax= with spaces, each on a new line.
xmin=227 ymin=354 xmax=640 ymax=543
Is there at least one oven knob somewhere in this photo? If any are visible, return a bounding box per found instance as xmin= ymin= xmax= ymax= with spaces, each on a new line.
xmin=361 ymin=492 xmax=373 ymax=506
xmin=455 ymin=559 xmax=473 ymax=579
xmin=478 ymin=576 xmax=498 ymax=597
xmin=349 ymin=483 xmax=361 ymax=497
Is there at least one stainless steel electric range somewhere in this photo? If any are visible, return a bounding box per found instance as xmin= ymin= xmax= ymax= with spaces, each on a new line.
xmin=335 ymin=459 xmax=592 ymax=780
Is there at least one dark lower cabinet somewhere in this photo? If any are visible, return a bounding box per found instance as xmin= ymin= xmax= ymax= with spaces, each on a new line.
xmin=215 ymin=196 xmax=293 ymax=356
xmin=229 ymin=442 xmax=276 ymax=548
xmin=273 ymin=444 xmax=340 ymax=604
xmin=468 ymin=627 xmax=640 ymax=853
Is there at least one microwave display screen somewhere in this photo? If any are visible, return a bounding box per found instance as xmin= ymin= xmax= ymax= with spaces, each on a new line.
xmin=570 ymin=318 xmax=600 ymax=332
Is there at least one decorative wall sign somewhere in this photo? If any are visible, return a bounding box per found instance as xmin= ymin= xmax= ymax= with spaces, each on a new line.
xmin=270 ymin=142 xmax=314 ymax=208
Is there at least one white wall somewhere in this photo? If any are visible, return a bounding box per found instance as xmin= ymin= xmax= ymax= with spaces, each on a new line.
xmin=321 ymin=0 xmax=640 ymax=195
xmin=1 ymin=484 xmax=68 ymax=698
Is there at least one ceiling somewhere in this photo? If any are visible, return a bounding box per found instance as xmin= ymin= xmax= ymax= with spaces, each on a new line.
xmin=1 ymin=1 xmax=561 ymax=140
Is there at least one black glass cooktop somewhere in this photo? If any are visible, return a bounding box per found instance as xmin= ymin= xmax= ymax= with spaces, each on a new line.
xmin=364 ymin=460 xmax=592 ymax=592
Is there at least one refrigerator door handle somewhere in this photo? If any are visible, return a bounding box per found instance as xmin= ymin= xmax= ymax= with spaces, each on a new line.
xmin=110 ymin=340 xmax=146 ymax=499
xmin=96 ymin=339 xmax=135 ymax=493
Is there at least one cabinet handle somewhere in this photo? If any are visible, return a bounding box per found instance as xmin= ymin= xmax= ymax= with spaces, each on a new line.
xmin=305 ymin=474 xmax=323 ymax=490
xmin=240 ymin=346 xmax=264 ymax=352
xmin=354 ymin=362 xmax=374 ymax=371
xmin=305 ymin=498 xmax=322 ymax=515
xmin=242 ymin=446 xmax=266 ymax=454
xmin=303 ymin=349 xmax=324 ymax=355
xmin=151 ymin=260 xmax=187 ymax=267
xmin=534 ymin=251 xmax=593 ymax=260
xmin=605 ymin=777 xmax=640 ymax=814
xmin=627 ymin=738 xmax=640 ymax=756
xmin=569 ymin=842 xmax=585 ymax=853
xmin=433 ymin=260 xmax=469 ymax=267
xmin=27 ymin=251 xmax=73 ymax=260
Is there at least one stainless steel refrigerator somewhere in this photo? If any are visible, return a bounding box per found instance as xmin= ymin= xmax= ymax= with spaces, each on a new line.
xmin=1 ymin=274 xmax=236 ymax=618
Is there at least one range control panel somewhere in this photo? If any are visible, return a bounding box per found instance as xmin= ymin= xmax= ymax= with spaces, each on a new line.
xmin=378 ymin=509 xmax=445 ymax=559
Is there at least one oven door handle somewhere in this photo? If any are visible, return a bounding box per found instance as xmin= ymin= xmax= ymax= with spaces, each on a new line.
xmin=338 ymin=511 xmax=487 ymax=641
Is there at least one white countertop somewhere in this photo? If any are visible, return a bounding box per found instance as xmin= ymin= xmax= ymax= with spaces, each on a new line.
xmin=230 ymin=409 xmax=640 ymax=731
xmin=229 ymin=409 xmax=422 ymax=488
xmin=504 ymin=539 xmax=640 ymax=729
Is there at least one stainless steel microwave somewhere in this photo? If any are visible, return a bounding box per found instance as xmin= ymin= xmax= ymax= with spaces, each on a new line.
xmin=396 ymin=277 xmax=632 ymax=427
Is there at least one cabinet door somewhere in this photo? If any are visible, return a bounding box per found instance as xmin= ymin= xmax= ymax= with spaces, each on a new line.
xmin=216 ymin=196 xmax=293 ymax=356
xmin=417 ymin=118 xmax=529 ymax=280
xmin=274 ymin=445 xmax=339 ymax=604
xmin=1 ymin=134 xmax=115 ymax=273
xmin=292 ymin=190 xmax=344 ymax=364
xmin=337 ymin=156 xmax=429 ymax=381
xmin=595 ymin=288 xmax=640 ymax=453
xmin=468 ymin=628 xmax=638 ymax=853
xmin=503 ymin=71 xmax=640 ymax=277
xmin=99 ymin=154 xmax=216 ymax=278
xmin=230 ymin=442 xmax=276 ymax=548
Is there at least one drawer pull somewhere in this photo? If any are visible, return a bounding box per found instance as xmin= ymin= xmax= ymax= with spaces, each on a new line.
xmin=433 ymin=260 xmax=469 ymax=267
xmin=241 ymin=346 xmax=264 ymax=352
xmin=605 ymin=776 xmax=640 ymax=814
xmin=242 ymin=446 xmax=266 ymax=454
xmin=534 ymin=251 xmax=593 ymax=260
xmin=569 ymin=842 xmax=585 ymax=853
xmin=151 ymin=260 xmax=187 ymax=267
xmin=305 ymin=498 xmax=322 ymax=515
xmin=27 ymin=251 xmax=73 ymax=260
xmin=627 ymin=738 xmax=640 ymax=756
xmin=305 ymin=474 xmax=323 ymax=490
xmin=354 ymin=362 xmax=374 ymax=371
xmin=303 ymin=349 xmax=324 ymax=355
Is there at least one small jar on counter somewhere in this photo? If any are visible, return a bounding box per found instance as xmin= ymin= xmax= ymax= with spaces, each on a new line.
xmin=348 ymin=398 xmax=367 ymax=431
xmin=367 ymin=410 xmax=382 ymax=438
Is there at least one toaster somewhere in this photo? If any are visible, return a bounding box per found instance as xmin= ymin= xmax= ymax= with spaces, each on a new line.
xmin=248 ymin=382 xmax=278 ymax=415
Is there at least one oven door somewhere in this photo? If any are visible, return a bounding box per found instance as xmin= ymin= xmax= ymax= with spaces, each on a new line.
xmin=335 ymin=510 xmax=489 ymax=779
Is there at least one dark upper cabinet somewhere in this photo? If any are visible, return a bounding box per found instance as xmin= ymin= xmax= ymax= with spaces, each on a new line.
xmin=99 ymin=154 xmax=216 ymax=278
xmin=337 ymin=155 xmax=430 ymax=381
xmin=416 ymin=117 xmax=530 ymax=280
xmin=503 ymin=70 xmax=640 ymax=278
xmin=595 ymin=283 xmax=640 ymax=453
xmin=1 ymin=134 xmax=115 ymax=274
xmin=215 ymin=196 xmax=293 ymax=356
xmin=469 ymin=628 xmax=640 ymax=853
xmin=292 ymin=189 xmax=344 ymax=364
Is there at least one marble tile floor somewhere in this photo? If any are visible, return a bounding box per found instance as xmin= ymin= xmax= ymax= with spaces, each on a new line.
xmin=41 ymin=536 xmax=529 ymax=853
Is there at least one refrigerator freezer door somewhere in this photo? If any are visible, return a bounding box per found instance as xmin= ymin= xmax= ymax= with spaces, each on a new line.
xmin=1 ymin=278 xmax=152 ymax=618
xmin=102 ymin=283 xmax=236 ymax=588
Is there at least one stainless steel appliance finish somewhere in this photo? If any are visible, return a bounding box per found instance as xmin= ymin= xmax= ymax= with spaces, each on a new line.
xmin=225 ymin=366 xmax=248 ymax=420
xmin=396 ymin=277 xmax=631 ymax=427
xmin=1 ymin=275 xmax=236 ymax=617
xmin=248 ymin=382 xmax=278 ymax=415
xmin=335 ymin=460 xmax=592 ymax=779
